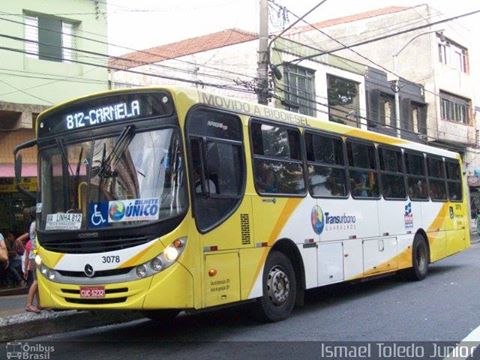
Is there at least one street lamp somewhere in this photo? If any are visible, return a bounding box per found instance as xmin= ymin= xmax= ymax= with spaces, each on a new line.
xmin=391 ymin=30 xmax=444 ymax=138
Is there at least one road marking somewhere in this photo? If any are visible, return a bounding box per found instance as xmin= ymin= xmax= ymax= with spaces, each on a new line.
xmin=444 ymin=325 xmax=480 ymax=360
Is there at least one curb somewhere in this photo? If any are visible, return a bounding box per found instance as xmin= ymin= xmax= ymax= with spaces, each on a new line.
xmin=0 ymin=310 xmax=144 ymax=342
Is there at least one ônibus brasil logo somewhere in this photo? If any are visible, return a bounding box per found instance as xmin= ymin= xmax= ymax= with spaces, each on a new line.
xmin=311 ymin=205 xmax=357 ymax=234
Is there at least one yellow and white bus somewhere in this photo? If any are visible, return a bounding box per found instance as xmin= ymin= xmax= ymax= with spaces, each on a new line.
xmin=14 ymin=87 xmax=470 ymax=322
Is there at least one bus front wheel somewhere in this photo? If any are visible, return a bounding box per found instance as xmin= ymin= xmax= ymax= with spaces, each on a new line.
xmin=405 ymin=234 xmax=429 ymax=281
xmin=253 ymin=251 xmax=296 ymax=322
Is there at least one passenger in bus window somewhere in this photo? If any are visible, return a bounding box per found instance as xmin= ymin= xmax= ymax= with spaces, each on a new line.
xmin=256 ymin=162 xmax=278 ymax=193
xmin=326 ymin=176 xmax=343 ymax=196
xmin=192 ymin=168 xmax=217 ymax=195
xmin=351 ymin=172 xmax=368 ymax=197
xmin=410 ymin=179 xmax=426 ymax=199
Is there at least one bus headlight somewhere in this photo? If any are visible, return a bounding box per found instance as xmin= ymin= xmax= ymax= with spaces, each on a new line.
xmin=39 ymin=264 xmax=56 ymax=281
xmin=136 ymin=264 xmax=148 ymax=278
xmin=40 ymin=265 xmax=49 ymax=276
xmin=150 ymin=257 xmax=163 ymax=272
xmin=135 ymin=237 xmax=187 ymax=279
xmin=163 ymin=246 xmax=179 ymax=262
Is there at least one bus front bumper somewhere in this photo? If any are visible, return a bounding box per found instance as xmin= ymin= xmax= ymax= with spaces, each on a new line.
xmin=37 ymin=263 xmax=194 ymax=310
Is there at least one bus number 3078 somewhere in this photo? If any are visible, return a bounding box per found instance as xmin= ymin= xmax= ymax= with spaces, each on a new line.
xmin=102 ymin=256 xmax=120 ymax=264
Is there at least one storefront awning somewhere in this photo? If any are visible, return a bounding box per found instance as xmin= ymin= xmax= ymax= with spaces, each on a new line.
xmin=0 ymin=164 xmax=37 ymax=177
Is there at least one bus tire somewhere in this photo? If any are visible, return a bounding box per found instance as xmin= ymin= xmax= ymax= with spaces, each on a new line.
xmin=253 ymin=251 xmax=296 ymax=322
xmin=405 ymin=234 xmax=429 ymax=281
xmin=142 ymin=310 xmax=179 ymax=323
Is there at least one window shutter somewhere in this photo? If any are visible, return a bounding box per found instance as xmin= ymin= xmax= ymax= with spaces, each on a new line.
xmin=62 ymin=22 xmax=74 ymax=62
xmin=24 ymin=15 xmax=39 ymax=58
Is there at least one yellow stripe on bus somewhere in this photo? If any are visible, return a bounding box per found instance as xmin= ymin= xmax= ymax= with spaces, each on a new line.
xmin=248 ymin=198 xmax=303 ymax=297
xmin=117 ymin=241 xmax=159 ymax=269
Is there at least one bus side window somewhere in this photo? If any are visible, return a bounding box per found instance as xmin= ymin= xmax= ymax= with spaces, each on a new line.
xmin=379 ymin=147 xmax=406 ymax=200
xmin=427 ymin=156 xmax=447 ymax=201
xmin=346 ymin=140 xmax=379 ymax=198
xmin=405 ymin=151 xmax=428 ymax=200
xmin=305 ymin=132 xmax=347 ymax=198
xmin=446 ymin=160 xmax=463 ymax=201
xmin=251 ymin=120 xmax=305 ymax=196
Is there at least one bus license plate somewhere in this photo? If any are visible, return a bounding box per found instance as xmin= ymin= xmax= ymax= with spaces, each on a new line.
xmin=80 ymin=286 xmax=105 ymax=298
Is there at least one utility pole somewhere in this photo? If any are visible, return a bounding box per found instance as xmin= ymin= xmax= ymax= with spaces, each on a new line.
xmin=257 ymin=0 xmax=269 ymax=105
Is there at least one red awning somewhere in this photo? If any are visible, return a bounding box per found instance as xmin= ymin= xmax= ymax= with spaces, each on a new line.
xmin=0 ymin=164 xmax=37 ymax=177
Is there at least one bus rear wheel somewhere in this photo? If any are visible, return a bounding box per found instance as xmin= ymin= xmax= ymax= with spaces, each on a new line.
xmin=405 ymin=234 xmax=429 ymax=281
xmin=253 ymin=251 xmax=296 ymax=322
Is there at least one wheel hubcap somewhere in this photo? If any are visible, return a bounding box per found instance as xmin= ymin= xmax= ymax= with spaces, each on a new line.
xmin=267 ymin=265 xmax=290 ymax=306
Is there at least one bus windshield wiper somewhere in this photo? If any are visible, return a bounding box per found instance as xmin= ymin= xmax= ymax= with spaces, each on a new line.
xmin=98 ymin=125 xmax=136 ymax=178
xmin=56 ymin=138 xmax=74 ymax=176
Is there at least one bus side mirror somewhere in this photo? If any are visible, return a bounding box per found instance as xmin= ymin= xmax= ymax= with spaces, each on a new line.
xmin=13 ymin=139 xmax=37 ymax=200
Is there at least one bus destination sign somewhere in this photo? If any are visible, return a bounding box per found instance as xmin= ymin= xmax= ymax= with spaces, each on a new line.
xmin=38 ymin=91 xmax=174 ymax=137
xmin=65 ymin=100 xmax=141 ymax=130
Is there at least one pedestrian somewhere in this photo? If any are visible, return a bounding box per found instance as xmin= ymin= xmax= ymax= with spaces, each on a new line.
xmin=25 ymin=211 xmax=41 ymax=313
xmin=23 ymin=237 xmax=34 ymax=288
xmin=4 ymin=231 xmax=24 ymax=288
xmin=0 ymin=232 xmax=8 ymax=287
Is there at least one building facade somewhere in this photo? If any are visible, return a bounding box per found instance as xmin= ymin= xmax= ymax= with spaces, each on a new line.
xmin=0 ymin=0 xmax=109 ymax=233
xmin=287 ymin=5 xmax=478 ymax=215
xmin=110 ymin=5 xmax=478 ymax=216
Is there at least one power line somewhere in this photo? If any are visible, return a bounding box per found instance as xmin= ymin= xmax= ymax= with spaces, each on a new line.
xmin=288 ymin=8 xmax=480 ymax=65
xmin=273 ymin=82 xmax=474 ymax=147
xmin=0 ymin=14 xmax=256 ymax=81
xmin=0 ymin=78 xmax=53 ymax=104
xmin=269 ymin=1 xmax=421 ymax=86
xmin=269 ymin=6 xmax=478 ymax=102
xmin=0 ymin=31 xmax=252 ymax=90
xmin=0 ymin=42 xmax=255 ymax=96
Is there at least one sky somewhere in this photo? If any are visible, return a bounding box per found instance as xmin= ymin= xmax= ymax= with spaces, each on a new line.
xmin=106 ymin=0 xmax=480 ymax=56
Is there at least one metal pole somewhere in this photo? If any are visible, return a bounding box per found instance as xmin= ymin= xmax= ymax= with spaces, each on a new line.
xmin=393 ymin=55 xmax=401 ymax=138
xmin=257 ymin=0 xmax=269 ymax=105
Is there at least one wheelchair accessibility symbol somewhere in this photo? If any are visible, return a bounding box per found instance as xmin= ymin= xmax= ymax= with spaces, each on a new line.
xmin=88 ymin=202 xmax=108 ymax=228
xmin=91 ymin=204 xmax=106 ymax=226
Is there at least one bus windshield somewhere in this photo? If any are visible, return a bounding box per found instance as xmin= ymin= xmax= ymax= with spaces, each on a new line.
xmin=39 ymin=127 xmax=187 ymax=231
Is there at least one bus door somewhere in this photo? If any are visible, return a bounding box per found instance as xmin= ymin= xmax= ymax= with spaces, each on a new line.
xmin=186 ymin=107 xmax=251 ymax=308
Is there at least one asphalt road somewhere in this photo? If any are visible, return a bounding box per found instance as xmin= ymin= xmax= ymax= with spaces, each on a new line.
xmin=7 ymin=243 xmax=480 ymax=359
xmin=0 ymin=294 xmax=26 ymax=317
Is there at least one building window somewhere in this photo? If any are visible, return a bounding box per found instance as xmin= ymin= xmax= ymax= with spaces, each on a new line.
xmin=327 ymin=74 xmax=360 ymax=128
xmin=25 ymin=14 xmax=76 ymax=62
xmin=440 ymin=91 xmax=470 ymax=124
xmin=379 ymin=94 xmax=395 ymax=128
xmin=410 ymin=102 xmax=427 ymax=136
xmin=438 ymin=43 xmax=447 ymax=64
xmin=283 ymin=64 xmax=316 ymax=116
xmin=437 ymin=34 xmax=468 ymax=73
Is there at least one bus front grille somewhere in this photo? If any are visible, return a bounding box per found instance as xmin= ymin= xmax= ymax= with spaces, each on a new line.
xmin=40 ymin=235 xmax=150 ymax=253
xmin=57 ymin=268 xmax=132 ymax=278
